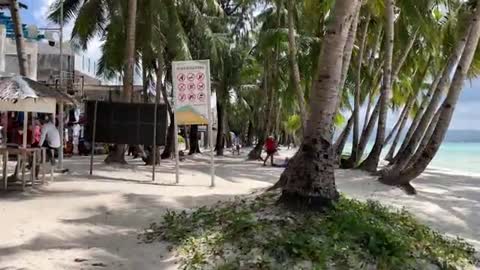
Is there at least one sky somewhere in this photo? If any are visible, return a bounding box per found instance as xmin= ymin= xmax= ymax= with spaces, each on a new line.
xmin=11 ymin=0 xmax=480 ymax=131
xmin=19 ymin=0 xmax=103 ymax=62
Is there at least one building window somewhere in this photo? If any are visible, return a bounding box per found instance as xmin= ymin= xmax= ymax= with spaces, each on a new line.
xmin=82 ymin=55 xmax=85 ymax=70
xmin=88 ymin=58 xmax=91 ymax=73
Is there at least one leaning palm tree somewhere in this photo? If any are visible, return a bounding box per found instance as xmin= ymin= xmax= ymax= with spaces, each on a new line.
xmin=358 ymin=0 xmax=396 ymax=172
xmin=380 ymin=0 xmax=480 ymax=193
xmin=0 ymin=0 xmax=28 ymax=76
xmin=270 ymin=0 xmax=361 ymax=209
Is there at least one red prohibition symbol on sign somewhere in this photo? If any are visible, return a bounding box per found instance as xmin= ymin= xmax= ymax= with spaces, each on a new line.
xmin=188 ymin=93 xmax=196 ymax=102
xmin=178 ymin=83 xmax=186 ymax=91
xmin=197 ymin=92 xmax=206 ymax=102
xmin=187 ymin=73 xmax=195 ymax=81
xmin=197 ymin=82 xmax=205 ymax=91
xmin=196 ymin=72 xmax=205 ymax=82
xmin=178 ymin=93 xmax=187 ymax=103
xmin=177 ymin=73 xmax=186 ymax=82
xmin=188 ymin=83 xmax=196 ymax=91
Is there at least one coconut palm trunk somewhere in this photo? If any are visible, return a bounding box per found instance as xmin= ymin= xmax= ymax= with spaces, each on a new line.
xmin=404 ymin=108 xmax=441 ymax=169
xmin=123 ymin=0 xmax=137 ymax=101
xmin=105 ymin=0 xmax=138 ymax=164
xmin=384 ymin=96 xmax=414 ymax=161
xmin=9 ymin=0 xmax=27 ymax=76
xmin=347 ymin=13 xmax=370 ymax=168
xmin=270 ymin=0 xmax=360 ymax=209
xmin=384 ymin=55 xmax=430 ymax=150
xmin=215 ymin=96 xmax=226 ymax=156
xmin=334 ymin=114 xmax=353 ymax=159
xmin=384 ymin=103 xmax=408 ymax=146
xmin=188 ymin=125 xmax=201 ymax=155
xmin=248 ymin=57 xmax=275 ymax=160
xmin=392 ymin=57 xmax=437 ymax=161
xmin=380 ymin=3 xmax=480 ymax=191
xmin=351 ymin=98 xmax=381 ymax=166
xmin=387 ymin=23 xmax=472 ymax=171
xmin=359 ymin=0 xmax=395 ymax=172
xmin=286 ymin=0 xmax=307 ymax=131
xmin=338 ymin=3 xmax=361 ymax=92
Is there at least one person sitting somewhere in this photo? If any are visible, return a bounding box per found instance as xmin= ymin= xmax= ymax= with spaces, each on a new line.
xmin=263 ymin=136 xmax=277 ymax=166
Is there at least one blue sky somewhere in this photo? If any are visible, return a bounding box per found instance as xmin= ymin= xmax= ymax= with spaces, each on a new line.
xmin=14 ymin=0 xmax=480 ymax=130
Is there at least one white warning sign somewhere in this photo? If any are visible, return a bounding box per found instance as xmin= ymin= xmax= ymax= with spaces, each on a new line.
xmin=172 ymin=60 xmax=211 ymax=125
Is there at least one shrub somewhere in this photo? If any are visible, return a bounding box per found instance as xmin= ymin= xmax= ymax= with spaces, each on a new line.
xmin=140 ymin=193 xmax=477 ymax=270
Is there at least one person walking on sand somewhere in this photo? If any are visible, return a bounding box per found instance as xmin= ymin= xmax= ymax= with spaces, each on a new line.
xmin=232 ymin=133 xmax=241 ymax=155
xmin=263 ymin=135 xmax=277 ymax=166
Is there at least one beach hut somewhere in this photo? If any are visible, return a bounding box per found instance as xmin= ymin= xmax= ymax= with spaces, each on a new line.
xmin=0 ymin=76 xmax=75 ymax=190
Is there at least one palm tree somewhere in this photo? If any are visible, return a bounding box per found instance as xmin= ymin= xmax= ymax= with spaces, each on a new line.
xmin=270 ymin=0 xmax=361 ymax=209
xmin=344 ymin=9 xmax=370 ymax=168
xmin=358 ymin=0 xmax=395 ymax=172
xmin=380 ymin=0 xmax=480 ymax=192
xmin=4 ymin=0 xmax=27 ymax=76
xmin=286 ymin=0 xmax=307 ymax=130
xmin=105 ymin=0 xmax=138 ymax=164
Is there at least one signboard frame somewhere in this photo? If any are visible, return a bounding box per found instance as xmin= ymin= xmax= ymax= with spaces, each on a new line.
xmin=172 ymin=60 xmax=215 ymax=187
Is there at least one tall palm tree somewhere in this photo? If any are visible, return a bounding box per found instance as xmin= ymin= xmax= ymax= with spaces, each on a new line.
xmin=104 ymin=0 xmax=138 ymax=164
xmin=358 ymin=0 xmax=395 ymax=172
xmin=5 ymin=0 xmax=27 ymax=76
xmin=286 ymin=0 xmax=307 ymax=130
xmin=270 ymin=0 xmax=361 ymax=209
xmin=380 ymin=0 xmax=480 ymax=192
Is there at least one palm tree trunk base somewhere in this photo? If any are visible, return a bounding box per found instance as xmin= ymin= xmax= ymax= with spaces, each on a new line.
xmin=247 ymin=142 xmax=263 ymax=160
xmin=340 ymin=157 xmax=356 ymax=169
xmin=357 ymin=157 xmax=379 ymax=173
xmin=105 ymin=144 xmax=127 ymax=165
xmin=161 ymin=118 xmax=175 ymax=159
xmin=378 ymin=171 xmax=417 ymax=195
xmin=273 ymin=142 xmax=340 ymax=210
xmin=144 ymin=147 xmax=161 ymax=165
xmin=278 ymin=191 xmax=335 ymax=212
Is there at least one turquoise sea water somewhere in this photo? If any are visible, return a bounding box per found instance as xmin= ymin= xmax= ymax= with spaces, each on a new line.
xmin=344 ymin=142 xmax=480 ymax=175
xmin=428 ymin=142 xmax=480 ymax=174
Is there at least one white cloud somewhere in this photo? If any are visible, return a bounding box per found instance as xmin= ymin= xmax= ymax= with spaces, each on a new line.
xmin=36 ymin=0 xmax=102 ymax=62
xmin=33 ymin=0 xmax=54 ymax=25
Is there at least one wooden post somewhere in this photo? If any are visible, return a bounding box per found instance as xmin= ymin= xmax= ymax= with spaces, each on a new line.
xmin=89 ymin=101 xmax=98 ymax=175
xmin=31 ymin=151 xmax=36 ymax=186
xmin=22 ymin=112 xmax=27 ymax=190
xmin=50 ymin=149 xmax=54 ymax=182
xmin=3 ymin=151 xmax=7 ymax=190
xmin=152 ymin=92 xmax=158 ymax=181
xmin=22 ymin=112 xmax=27 ymax=148
xmin=21 ymin=153 xmax=25 ymax=190
xmin=42 ymin=148 xmax=46 ymax=183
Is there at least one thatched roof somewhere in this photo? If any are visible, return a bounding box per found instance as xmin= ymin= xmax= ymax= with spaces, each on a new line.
xmin=0 ymin=76 xmax=75 ymax=104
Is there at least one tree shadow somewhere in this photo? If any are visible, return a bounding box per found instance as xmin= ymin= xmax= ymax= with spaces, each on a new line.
xmin=336 ymin=169 xmax=480 ymax=250
xmin=0 ymin=193 xmax=248 ymax=270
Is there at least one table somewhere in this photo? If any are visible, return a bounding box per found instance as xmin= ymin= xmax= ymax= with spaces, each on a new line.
xmin=1 ymin=147 xmax=53 ymax=191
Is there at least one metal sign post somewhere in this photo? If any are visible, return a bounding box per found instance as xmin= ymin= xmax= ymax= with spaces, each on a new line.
xmin=174 ymin=111 xmax=180 ymax=184
xmin=172 ymin=60 xmax=215 ymax=187
xmin=89 ymin=100 xmax=98 ymax=175
xmin=152 ymin=87 xmax=159 ymax=182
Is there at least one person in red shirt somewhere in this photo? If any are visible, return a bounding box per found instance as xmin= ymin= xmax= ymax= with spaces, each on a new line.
xmin=263 ymin=135 xmax=277 ymax=166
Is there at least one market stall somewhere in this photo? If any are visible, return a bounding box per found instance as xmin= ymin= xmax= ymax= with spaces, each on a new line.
xmin=0 ymin=76 xmax=75 ymax=190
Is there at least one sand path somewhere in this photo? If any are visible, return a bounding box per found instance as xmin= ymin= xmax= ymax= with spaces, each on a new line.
xmin=0 ymin=149 xmax=479 ymax=269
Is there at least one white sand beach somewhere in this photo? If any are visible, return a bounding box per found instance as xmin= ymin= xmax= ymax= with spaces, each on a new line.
xmin=0 ymin=148 xmax=479 ymax=270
